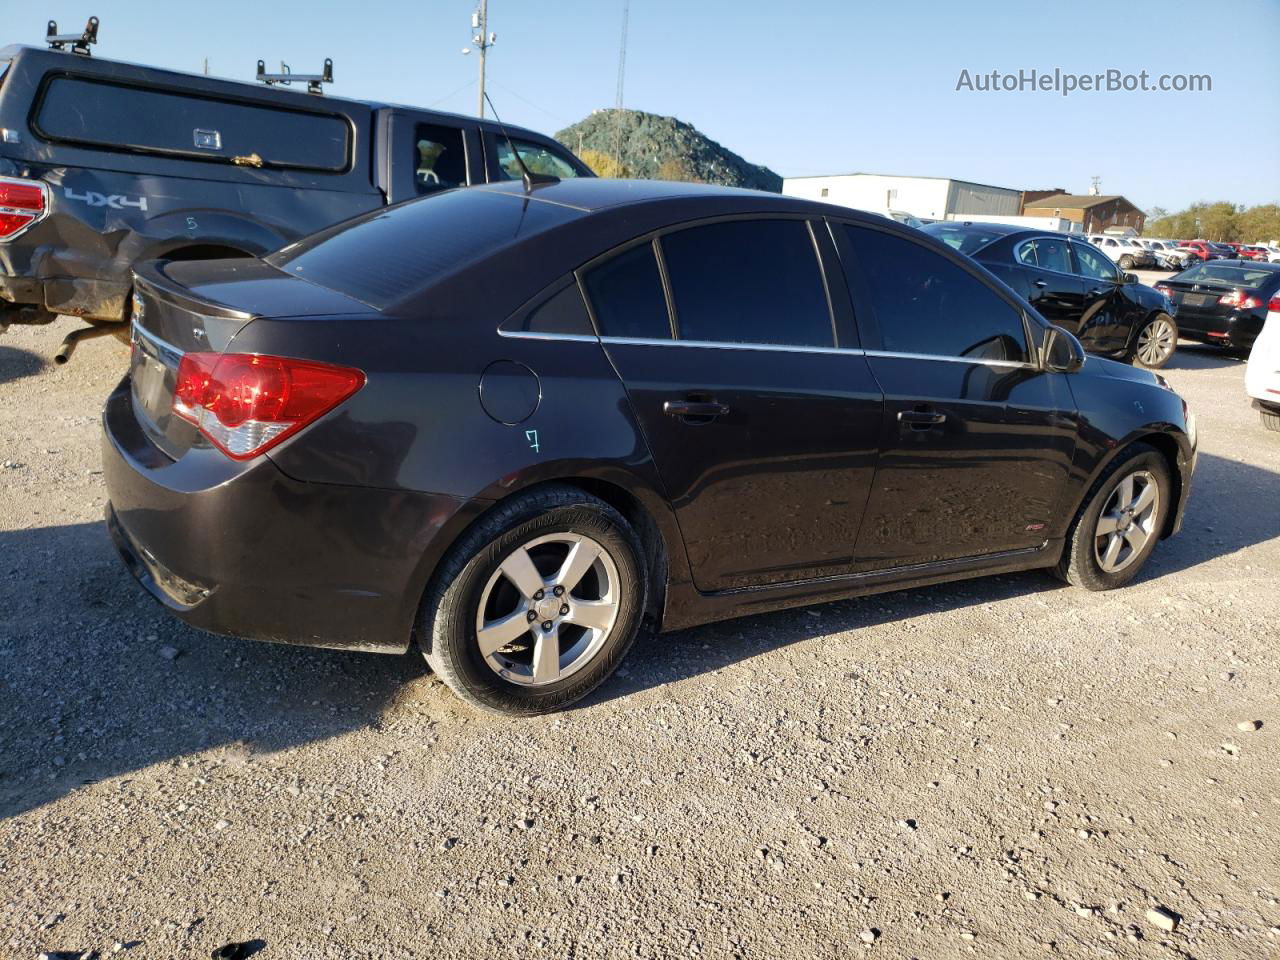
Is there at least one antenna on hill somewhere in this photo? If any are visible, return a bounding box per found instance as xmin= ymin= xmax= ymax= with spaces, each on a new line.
xmin=612 ymin=0 xmax=630 ymax=173
xmin=483 ymin=92 xmax=558 ymax=193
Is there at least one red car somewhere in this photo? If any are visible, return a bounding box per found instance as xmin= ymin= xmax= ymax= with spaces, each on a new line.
xmin=1178 ymin=240 xmax=1227 ymax=261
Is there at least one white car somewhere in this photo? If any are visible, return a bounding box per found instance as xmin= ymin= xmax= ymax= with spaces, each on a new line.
xmin=1258 ymin=243 xmax=1280 ymax=264
xmin=1137 ymin=238 xmax=1194 ymax=271
xmin=1087 ymin=234 xmax=1157 ymax=270
xmin=1246 ymin=296 xmax=1280 ymax=431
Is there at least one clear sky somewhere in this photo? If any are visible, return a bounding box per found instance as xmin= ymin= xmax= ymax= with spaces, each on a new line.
xmin=17 ymin=0 xmax=1280 ymax=211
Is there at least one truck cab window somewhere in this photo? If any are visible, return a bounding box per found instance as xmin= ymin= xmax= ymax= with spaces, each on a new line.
xmin=415 ymin=124 xmax=467 ymax=194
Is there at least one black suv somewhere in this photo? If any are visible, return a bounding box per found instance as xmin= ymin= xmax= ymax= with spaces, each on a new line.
xmin=0 ymin=36 xmax=592 ymax=359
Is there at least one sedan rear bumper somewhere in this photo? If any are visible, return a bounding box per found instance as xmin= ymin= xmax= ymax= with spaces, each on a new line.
xmin=102 ymin=379 xmax=476 ymax=653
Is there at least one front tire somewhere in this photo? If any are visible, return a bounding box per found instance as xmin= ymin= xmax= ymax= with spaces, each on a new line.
xmin=1262 ymin=408 xmax=1280 ymax=432
xmin=420 ymin=485 xmax=647 ymax=715
xmin=1054 ymin=443 xmax=1171 ymax=591
xmin=1118 ymin=255 xmax=1135 ymax=270
xmin=1133 ymin=313 xmax=1177 ymax=369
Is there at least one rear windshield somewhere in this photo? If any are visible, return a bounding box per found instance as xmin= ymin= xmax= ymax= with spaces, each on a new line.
xmin=1175 ymin=263 xmax=1278 ymax=288
xmin=35 ymin=76 xmax=350 ymax=172
xmin=920 ymin=222 xmax=1005 ymax=255
xmin=267 ymin=188 xmax=578 ymax=309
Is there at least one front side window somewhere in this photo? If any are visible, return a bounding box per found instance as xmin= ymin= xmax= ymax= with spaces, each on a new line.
xmin=1072 ymin=242 xmax=1119 ymax=282
xmin=660 ymin=219 xmax=834 ymax=348
xmin=581 ymin=242 xmax=671 ymax=340
xmin=414 ymin=124 xmax=467 ymax=194
xmin=495 ymin=137 xmax=582 ymax=180
xmin=843 ymin=225 xmax=1028 ymax=363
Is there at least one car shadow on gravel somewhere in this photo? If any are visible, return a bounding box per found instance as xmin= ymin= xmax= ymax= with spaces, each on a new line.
xmin=1165 ymin=344 xmax=1247 ymax=370
xmin=0 ymin=521 xmax=430 ymax=821
xmin=584 ymin=450 xmax=1280 ymax=708
xmin=0 ymin=345 xmax=46 ymax=384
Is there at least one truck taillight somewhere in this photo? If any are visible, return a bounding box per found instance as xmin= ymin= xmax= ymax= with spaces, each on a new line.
xmin=1218 ymin=289 xmax=1262 ymax=309
xmin=0 ymin=176 xmax=49 ymax=239
xmin=172 ymin=353 xmax=365 ymax=460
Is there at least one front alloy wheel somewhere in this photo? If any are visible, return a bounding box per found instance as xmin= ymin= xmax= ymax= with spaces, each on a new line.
xmin=1134 ymin=314 xmax=1177 ymax=369
xmin=1093 ymin=470 xmax=1160 ymax=573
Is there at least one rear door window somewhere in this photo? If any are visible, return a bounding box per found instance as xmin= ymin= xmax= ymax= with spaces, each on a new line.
xmin=413 ymin=123 xmax=468 ymax=193
xmin=35 ymin=76 xmax=350 ymax=171
xmin=1017 ymin=237 xmax=1072 ymax=273
xmin=842 ymin=225 xmax=1028 ymax=363
xmin=581 ymin=242 xmax=672 ymax=340
xmin=659 ymin=219 xmax=835 ymax=348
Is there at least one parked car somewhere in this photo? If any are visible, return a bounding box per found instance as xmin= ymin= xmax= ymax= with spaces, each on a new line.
xmin=924 ymin=222 xmax=1179 ymax=368
xmin=0 ymin=36 xmax=592 ymax=360
xmin=1258 ymin=243 xmax=1280 ymax=263
xmin=1222 ymin=242 xmax=1268 ymax=262
xmin=1178 ymin=240 xmax=1227 ymax=262
xmin=1155 ymin=261 xmax=1280 ymax=351
xmin=103 ymin=179 xmax=1196 ymax=715
xmin=1087 ymin=234 xmax=1156 ymax=270
xmin=1136 ymin=238 xmax=1193 ymax=271
xmin=1245 ymin=296 xmax=1280 ymax=431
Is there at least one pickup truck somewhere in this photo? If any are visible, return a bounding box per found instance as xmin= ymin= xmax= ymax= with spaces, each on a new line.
xmin=0 ymin=31 xmax=593 ymax=360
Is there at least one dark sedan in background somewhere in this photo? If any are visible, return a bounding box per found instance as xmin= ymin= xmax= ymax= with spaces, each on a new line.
xmin=1155 ymin=260 xmax=1280 ymax=351
xmin=103 ymin=180 xmax=1196 ymax=715
xmin=923 ymin=223 xmax=1179 ymax=368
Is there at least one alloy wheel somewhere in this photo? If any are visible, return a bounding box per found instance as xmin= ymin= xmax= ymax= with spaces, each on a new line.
xmin=1094 ymin=470 xmax=1160 ymax=573
xmin=1136 ymin=317 xmax=1176 ymax=367
xmin=475 ymin=533 xmax=621 ymax=686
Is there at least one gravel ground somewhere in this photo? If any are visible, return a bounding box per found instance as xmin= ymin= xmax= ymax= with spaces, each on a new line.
xmin=1 ymin=315 xmax=1277 ymax=960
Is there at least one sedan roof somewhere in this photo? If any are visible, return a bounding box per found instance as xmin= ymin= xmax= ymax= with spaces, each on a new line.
xmin=472 ymin=177 xmax=818 ymax=214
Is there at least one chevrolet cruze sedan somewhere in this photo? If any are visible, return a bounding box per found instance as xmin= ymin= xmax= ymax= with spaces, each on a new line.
xmin=103 ymin=179 xmax=1196 ymax=715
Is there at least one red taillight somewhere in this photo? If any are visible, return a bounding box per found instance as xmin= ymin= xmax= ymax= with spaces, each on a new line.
xmin=1218 ymin=289 xmax=1263 ymax=309
xmin=172 ymin=352 xmax=364 ymax=460
xmin=1155 ymin=284 xmax=1173 ymax=297
xmin=0 ymin=176 xmax=48 ymax=239
xmin=1269 ymin=296 xmax=1280 ymax=312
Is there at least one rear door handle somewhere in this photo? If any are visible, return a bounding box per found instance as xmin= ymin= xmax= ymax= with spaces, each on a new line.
xmin=1087 ymin=288 xmax=1104 ymax=297
xmin=1033 ymin=279 xmax=1048 ymax=289
xmin=663 ymin=400 xmax=730 ymax=418
xmin=898 ymin=409 xmax=946 ymax=428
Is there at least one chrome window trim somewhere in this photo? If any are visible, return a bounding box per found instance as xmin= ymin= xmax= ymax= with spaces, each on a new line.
xmin=863 ymin=349 xmax=1036 ymax=369
xmin=599 ymin=335 xmax=862 ymax=356
xmin=497 ymin=329 xmax=600 ymax=344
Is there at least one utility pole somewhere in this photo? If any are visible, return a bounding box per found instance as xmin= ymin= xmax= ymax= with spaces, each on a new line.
xmin=613 ymin=0 xmax=630 ymax=172
xmin=462 ymin=1 xmax=495 ymax=118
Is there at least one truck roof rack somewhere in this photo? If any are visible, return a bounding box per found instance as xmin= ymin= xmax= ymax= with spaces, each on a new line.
xmin=46 ymin=16 xmax=99 ymax=56
xmin=256 ymin=59 xmax=333 ymax=95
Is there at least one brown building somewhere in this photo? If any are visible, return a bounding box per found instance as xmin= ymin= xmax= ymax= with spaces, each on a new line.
xmin=1020 ymin=188 xmax=1066 ymax=209
xmin=1021 ymin=193 xmax=1146 ymax=234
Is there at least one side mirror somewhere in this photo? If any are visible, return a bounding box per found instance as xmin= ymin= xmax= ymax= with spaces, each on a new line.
xmin=1044 ymin=326 xmax=1086 ymax=373
xmin=1122 ymin=272 xmax=1139 ymax=284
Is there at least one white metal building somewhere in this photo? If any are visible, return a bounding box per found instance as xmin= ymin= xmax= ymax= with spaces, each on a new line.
xmin=782 ymin=173 xmax=1023 ymax=221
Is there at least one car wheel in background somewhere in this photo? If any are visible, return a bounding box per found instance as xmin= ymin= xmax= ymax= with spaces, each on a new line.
xmin=1133 ymin=313 xmax=1178 ymax=369
xmin=1054 ymin=443 xmax=1171 ymax=591
xmin=1118 ymin=255 xmax=1135 ymax=270
xmin=420 ymin=485 xmax=647 ymax=715
xmin=1261 ymin=409 xmax=1280 ymax=432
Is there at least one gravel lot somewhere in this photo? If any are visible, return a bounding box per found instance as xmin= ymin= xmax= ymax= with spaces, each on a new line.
xmin=1 ymin=311 xmax=1277 ymax=960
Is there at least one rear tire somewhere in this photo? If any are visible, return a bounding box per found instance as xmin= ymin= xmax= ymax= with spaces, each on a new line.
xmin=419 ymin=485 xmax=647 ymax=715
xmin=1118 ymin=255 xmax=1135 ymax=270
xmin=1054 ymin=443 xmax=1171 ymax=591
xmin=1262 ymin=409 xmax=1280 ymax=432
xmin=1133 ymin=313 xmax=1177 ymax=369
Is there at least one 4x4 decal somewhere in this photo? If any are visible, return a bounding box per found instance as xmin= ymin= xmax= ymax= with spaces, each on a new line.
xmin=64 ymin=187 xmax=148 ymax=212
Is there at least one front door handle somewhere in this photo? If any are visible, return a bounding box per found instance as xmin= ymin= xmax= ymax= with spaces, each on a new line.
xmin=1033 ymin=279 xmax=1048 ymax=289
xmin=663 ymin=399 xmax=730 ymax=419
xmin=1087 ymin=288 xmax=1105 ymax=297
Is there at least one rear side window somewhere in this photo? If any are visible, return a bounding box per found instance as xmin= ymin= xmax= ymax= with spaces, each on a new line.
xmin=414 ymin=124 xmax=467 ymax=194
xmin=582 ymin=243 xmax=671 ymax=340
xmin=503 ymin=280 xmax=595 ymax=336
xmin=267 ymin=189 xmax=577 ymax=309
xmin=843 ymin=225 xmax=1028 ymax=363
xmin=660 ymin=219 xmax=834 ymax=347
xmin=1016 ymin=237 xmax=1072 ymax=274
xmin=35 ymin=76 xmax=350 ymax=172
